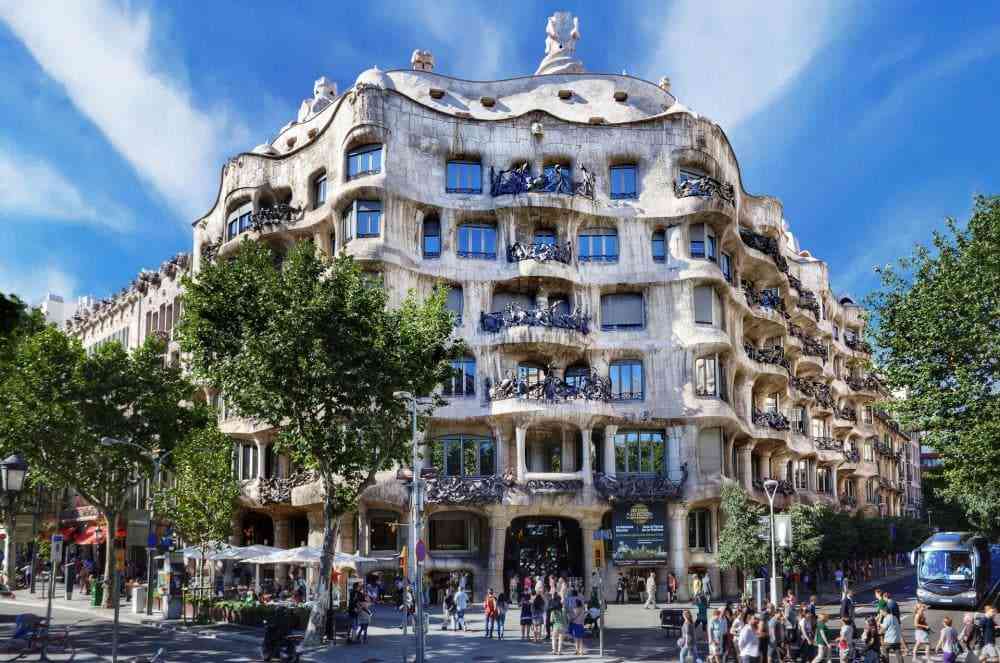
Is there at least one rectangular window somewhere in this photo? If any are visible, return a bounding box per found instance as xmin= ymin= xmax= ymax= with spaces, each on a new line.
xmin=652 ymin=230 xmax=666 ymax=263
xmin=610 ymin=165 xmax=637 ymax=199
xmin=355 ymin=200 xmax=381 ymax=237
xmin=423 ymin=218 xmax=441 ymax=258
xmin=863 ymin=405 xmax=873 ymax=424
xmin=613 ymin=430 xmax=664 ymax=474
xmin=690 ymin=223 xmax=717 ymax=261
xmin=446 ymin=287 xmax=463 ymax=324
xmin=313 ymin=173 xmax=328 ymax=208
xmin=610 ymin=361 xmax=644 ymax=400
xmin=578 ymin=228 xmax=618 ymax=262
xmin=227 ymin=218 xmax=239 ymax=241
xmin=696 ymin=356 xmax=717 ymax=397
xmin=534 ymin=229 xmax=556 ymax=246
xmin=429 ymin=517 xmax=469 ymax=551
xmin=446 ymin=160 xmax=482 ymax=194
xmin=812 ymin=417 xmax=826 ymax=438
xmin=601 ymin=292 xmax=644 ymax=330
xmin=764 ymin=392 xmax=779 ymax=413
xmin=443 ymin=357 xmax=476 ymax=397
xmin=687 ymin=509 xmax=712 ymax=551
xmin=791 ymin=406 xmax=806 ymax=434
xmin=720 ymin=252 xmax=733 ymax=283
xmin=693 ymin=286 xmax=714 ymax=325
xmin=457 ymin=224 xmax=497 ymax=259
xmin=346 ymin=144 xmax=382 ymax=180
xmin=833 ymin=324 xmax=840 ymax=341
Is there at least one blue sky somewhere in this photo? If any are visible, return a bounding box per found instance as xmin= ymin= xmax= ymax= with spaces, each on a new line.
xmin=1 ymin=1 xmax=998 ymax=305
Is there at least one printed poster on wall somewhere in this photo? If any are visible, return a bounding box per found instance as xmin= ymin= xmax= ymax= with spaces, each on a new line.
xmin=612 ymin=502 xmax=668 ymax=566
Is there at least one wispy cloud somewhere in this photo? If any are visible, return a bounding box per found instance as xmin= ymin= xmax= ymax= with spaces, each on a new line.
xmin=0 ymin=1 xmax=248 ymax=222
xmin=377 ymin=0 xmax=514 ymax=80
xmin=0 ymin=260 xmax=78 ymax=305
xmin=0 ymin=146 xmax=132 ymax=232
xmin=639 ymin=0 xmax=847 ymax=130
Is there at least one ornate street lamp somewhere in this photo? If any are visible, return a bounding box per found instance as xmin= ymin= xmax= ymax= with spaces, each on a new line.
xmin=0 ymin=454 xmax=28 ymax=585
xmin=763 ymin=478 xmax=780 ymax=606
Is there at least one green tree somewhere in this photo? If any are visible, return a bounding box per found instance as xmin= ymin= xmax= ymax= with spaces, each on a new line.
xmin=867 ymin=195 xmax=1000 ymax=537
xmin=0 ymin=327 xmax=204 ymax=606
xmin=921 ymin=469 xmax=972 ymax=533
xmin=777 ymin=503 xmax=824 ymax=574
xmin=155 ymin=426 xmax=240 ymax=589
xmin=176 ymin=240 xmax=460 ymax=643
xmin=817 ymin=509 xmax=859 ymax=567
xmin=717 ymin=481 xmax=769 ymax=577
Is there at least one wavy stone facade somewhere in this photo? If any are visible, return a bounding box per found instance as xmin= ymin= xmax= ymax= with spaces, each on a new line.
xmin=72 ymin=14 xmax=915 ymax=601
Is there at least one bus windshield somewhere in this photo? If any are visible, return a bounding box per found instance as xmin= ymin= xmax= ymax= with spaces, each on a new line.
xmin=920 ymin=550 xmax=974 ymax=582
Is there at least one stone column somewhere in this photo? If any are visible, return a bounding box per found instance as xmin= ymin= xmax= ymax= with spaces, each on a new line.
xmin=739 ymin=444 xmax=754 ymax=491
xmin=709 ymin=503 xmax=722 ymax=597
xmin=603 ymin=425 xmax=618 ymax=478
xmin=582 ymin=520 xmax=598 ymax=596
xmin=254 ymin=437 xmax=268 ymax=479
xmin=561 ymin=428 xmax=573 ymax=473
xmin=580 ymin=429 xmax=593 ymax=485
xmin=668 ymin=503 xmax=690 ymax=601
xmin=487 ymin=517 xmax=509 ymax=596
xmin=490 ymin=423 xmax=505 ymax=476
xmin=515 ymin=425 xmax=528 ymax=481
xmin=274 ymin=518 xmax=291 ymax=585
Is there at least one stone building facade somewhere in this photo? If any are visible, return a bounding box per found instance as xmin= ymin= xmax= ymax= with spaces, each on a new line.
xmin=70 ymin=13 xmax=912 ymax=601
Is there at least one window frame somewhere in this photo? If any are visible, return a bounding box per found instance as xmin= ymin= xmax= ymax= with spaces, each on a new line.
xmin=687 ymin=509 xmax=713 ymax=552
xmin=443 ymin=356 xmax=476 ymax=397
xmin=600 ymin=292 xmax=645 ymax=331
xmin=609 ymin=164 xmax=638 ymax=200
xmin=609 ymin=359 xmax=644 ymax=401
xmin=613 ymin=429 xmax=666 ymax=475
xmin=446 ymin=159 xmax=483 ymax=194
xmin=456 ymin=223 xmax=498 ymax=260
xmin=312 ymin=171 xmax=328 ymax=209
xmin=651 ymin=229 xmax=666 ymax=263
xmin=430 ymin=434 xmax=495 ymax=478
xmin=578 ymin=227 xmax=619 ymax=263
xmin=346 ymin=143 xmax=383 ymax=181
xmin=422 ymin=216 xmax=441 ymax=258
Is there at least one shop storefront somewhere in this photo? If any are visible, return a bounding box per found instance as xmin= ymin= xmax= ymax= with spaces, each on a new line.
xmin=504 ymin=517 xmax=583 ymax=590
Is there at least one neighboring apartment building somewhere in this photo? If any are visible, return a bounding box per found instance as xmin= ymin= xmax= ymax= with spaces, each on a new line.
xmin=38 ymin=293 xmax=78 ymax=328
xmin=63 ymin=12 xmax=911 ymax=601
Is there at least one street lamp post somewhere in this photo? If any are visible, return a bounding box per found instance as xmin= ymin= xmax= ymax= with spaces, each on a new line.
xmin=763 ymin=478 xmax=780 ymax=606
xmin=395 ymin=392 xmax=429 ymax=663
xmin=0 ymin=454 xmax=28 ymax=587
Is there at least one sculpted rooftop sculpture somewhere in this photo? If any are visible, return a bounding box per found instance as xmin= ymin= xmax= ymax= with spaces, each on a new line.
xmin=535 ymin=11 xmax=584 ymax=75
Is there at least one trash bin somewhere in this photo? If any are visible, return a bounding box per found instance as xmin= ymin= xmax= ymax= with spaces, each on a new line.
xmin=90 ymin=578 xmax=103 ymax=606
xmin=132 ymin=585 xmax=147 ymax=614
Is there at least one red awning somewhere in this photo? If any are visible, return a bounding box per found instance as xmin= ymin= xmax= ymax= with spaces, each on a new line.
xmin=60 ymin=527 xmax=77 ymax=543
xmin=74 ymin=525 xmax=106 ymax=546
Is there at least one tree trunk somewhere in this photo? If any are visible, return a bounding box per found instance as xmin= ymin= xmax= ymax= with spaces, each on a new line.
xmin=103 ymin=511 xmax=117 ymax=609
xmin=303 ymin=477 xmax=341 ymax=647
xmin=3 ymin=511 xmax=15 ymax=586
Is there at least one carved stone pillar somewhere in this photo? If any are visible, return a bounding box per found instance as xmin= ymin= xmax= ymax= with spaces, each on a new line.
xmin=709 ymin=503 xmax=722 ymax=596
xmin=274 ymin=518 xmax=291 ymax=585
xmin=515 ymin=425 xmax=528 ymax=480
xmin=561 ymin=428 xmax=573 ymax=472
xmin=581 ymin=428 xmax=593 ymax=485
xmin=487 ymin=517 xmax=510 ymax=596
xmin=490 ymin=423 xmax=505 ymax=477
xmin=668 ymin=503 xmax=690 ymax=601
xmin=739 ymin=444 xmax=754 ymax=491
xmin=255 ymin=437 xmax=268 ymax=479
xmin=581 ymin=519 xmax=598 ymax=596
xmin=603 ymin=425 xmax=618 ymax=478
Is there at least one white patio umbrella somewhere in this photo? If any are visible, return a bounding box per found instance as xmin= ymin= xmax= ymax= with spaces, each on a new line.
xmin=180 ymin=543 xmax=233 ymax=560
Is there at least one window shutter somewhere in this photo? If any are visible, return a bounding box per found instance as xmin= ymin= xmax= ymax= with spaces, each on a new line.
xmin=694 ymin=286 xmax=713 ymax=324
xmin=697 ymin=427 xmax=723 ymax=477
xmin=601 ymin=293 xmax=643 ymax=327
xmin=691 ymin=223 xmax=705 ymax=245
xmin=446 ymin=287 xmax=463 ymax=316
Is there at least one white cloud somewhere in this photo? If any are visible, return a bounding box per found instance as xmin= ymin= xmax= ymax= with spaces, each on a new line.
xmin=640 ymin=1 xmax=846 ymax=130
xmin=0 ymin=1 xmax=247 ymax=222
xmin=0 ymin=261 xmax=78 ymax=305
xmin=378 ymin=1 xmax=510 ymax=80
xmin=0 ymin=147 xmax=132 ymax=232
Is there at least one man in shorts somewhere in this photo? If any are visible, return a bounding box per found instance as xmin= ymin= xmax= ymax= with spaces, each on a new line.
xmin=880 ymin=606 xmax=904 ymax=663
xmin=980 ymin=606 xmax=999 ymax=663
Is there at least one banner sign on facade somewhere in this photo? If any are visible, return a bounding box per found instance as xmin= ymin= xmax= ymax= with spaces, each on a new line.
xmin=612 ymin=502 xmax=667 ymax=566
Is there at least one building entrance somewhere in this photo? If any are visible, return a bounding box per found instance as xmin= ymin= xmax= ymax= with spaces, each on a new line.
xmin=504 ymin=517 xmax=583 ymax=589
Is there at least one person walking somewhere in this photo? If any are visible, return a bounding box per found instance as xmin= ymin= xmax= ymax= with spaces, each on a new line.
xmin=979 ymin=606 xmax=999 ymax=663
xmin=798 ymin=607 xmax=815 ymax=663
xmin=936 ymin=616 xmax=958 ymax=663
xmin=484 ymin=588 xmax=498 ymax=639
xmin=496 ymin=590 xmax=508 ymax=640
xmin=531 ymin=590 xmax=545 ymax=643
xmin=454 ymin=585 xmax=469 ymax=631
xmin=758 ymin=609 xmax=770 ymax=663
xmin=693 ymin=573 xmax=704 ymax=600
xmin=958 ymin=613 xmax=977 ymax=656
xmin=840 ymin=589 xmax=855 ymax=625
xmin=834 ymin=568 xmax=844 ymax=592
xmin=357 ymin=597 xmax=372 ymax=644
xmin=767 ymin=607 xmax=784 ymax=663
xmin=617 ymin=573 xmax=627 ymax=604
xmin=550 ymin=593 xmax=567 ymax=655
xmin=739 ymin=616 xmax=761 ymax=663
xmin=442 ymin=587 xmax=454 ymax=630
xmin=509 ymin=574 xmax=519 ymax=602
xmin=680 ymin=609 xmax=695 ymax=663
xmin=812 ymin=613 xmax=832 ymax=663
xmin=880 ymin=607 xmax=905 ymax=663
xmin=569 ymin=595 xmax=587 ymax=656
xmin=697 ymin=592 xmax=710 ymax=635
xmin=863 ymin=617 xmax=882 ymax=663
xmin=703 ymin=572 xmax=714 ymax=602
xmin=400 ymin=586 xmax=415 ymax=636
xmin=645 ymin=571 xmax=658 ymax=610
xmin=519 ymin=591 xmax=533 ymax=640
xmin=667 ymin=572 xmax=679 ymax=604
xmin=838 ymin=611 xmax=855 ymax=663
xmin=912 ymin=603 xmax=931 ymax=663
xmin=709 ymin=608 xmax=725 ymax=663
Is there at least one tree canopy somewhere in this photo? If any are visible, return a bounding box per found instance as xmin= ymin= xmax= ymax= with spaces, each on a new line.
xmin=176 ymin=239 xmax=462 ymax=641
xmin=867 ymin=195 xmax=1000 ymax=536
xmin=717 ymin=482 xmax=769 ymax=575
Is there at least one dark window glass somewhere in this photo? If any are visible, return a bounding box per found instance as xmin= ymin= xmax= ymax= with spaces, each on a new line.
xmin=687 ymin=510 xmax=712 ymax=551
xmin=239 ymin=212 xmax=253 ymax=233
xmin=534 ymin=229 xmax=556 ymax=246
xmin=457 ymin=224 xmax=497 ymax=259
xmin=443 ymin=357 xmax=475 ymax=397
xmin=610 ymin=360 xmax=644 ymax=400
xmin=720 ymin=253 xmax=733 ymax=283
xmin=227 ymin=218 xmax=239 ymax=241
xmin=579 ymin=227 xmax=618 ymax=262
xmin=369 ymin=512 xmax=398 ymax=551
xmin=313 ymin=173 xmax=327 ymax=208
xmin=432 ymin=435 xmax=493 ymax=477
xmin=614 ymin=430 xmax=664 ymax=474
xmin=429 ymin=518 xmax=468 ymax=550
xmin=346 ymin=144 xmax=382 ymax=180
xmin=693 ymin=286 xmax=714 ymax=324
xmin=355 ymin=200 xmax=381 ymax=237
xmin=446 ymin=160 xmax=482 ymax=194
xmin=652 ymin=230 xmax=666 ymax=263
xmin=610 ymin=165 xmax=637 ymax=199
xmin=446 ymin=287 xmax=463 ymax=324
xmin=601 ymin=292 xmax=644 ymax=330
xmin=518 ymin=363 xmax=545 ymax=388
xmin=423 ymin=216 xmax=441 ymax=258
xmin=565 ymin=364 xmax=589 ymax=390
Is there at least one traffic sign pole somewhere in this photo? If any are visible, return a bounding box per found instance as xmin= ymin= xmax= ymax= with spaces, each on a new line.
xmin=41 ymin=534 xmax=63 ymax=662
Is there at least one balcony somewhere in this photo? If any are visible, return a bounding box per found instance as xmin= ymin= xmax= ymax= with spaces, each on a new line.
xmin=842 ymin=449 xmax=861 ymax=463
xmin=797 ymin=293 xmax=821 ymax=320
xmin=739 ymin=228 xmax=788 ymax=274
xmin=845 ymin=336 xmax=873 ymax=354
xmin=594 ymin=466 xmax=688 ymax=502
xmin=490 ymin=164 xmax=595 ymax=199
xmin=814 ymin=437 xmax=842 ymax=453
xmin=839 ymin=495 xmax=858 ymax=509
xmin=874 ymin=440 xmax=894 ymax=456
xmin=507 ymin=241 xmax=572 ymax=265
xmin=245 ymin=471 xmax=318 ymax=506
xmin=484 ymin=370 xmax=611 ymax=402
xmin=480 ymin=303 xmax=589 ymax=335
xmin=753 ymin=477 xmax=796 ymax=495
xmin=847 ymin=374 xmax=882 ymax=394
xmin=836 ymin=405 xmax=858 ymax=423
xmin=674 ymin=174 xmax=735 ymax=206
xmin=743 ymin=283 xmax=788 ymax=318
xmin=744 ymin=343 xmax=790 ymax=372
xmin=790 ymin=376 xmax=834 ymax=408
xmin=789 ymin=324 xmax=828 ymax=361
xmin=424 ymin=475 xmax=510 ymax=505
xmin=752 ymin=407 xmax=790 ymax=431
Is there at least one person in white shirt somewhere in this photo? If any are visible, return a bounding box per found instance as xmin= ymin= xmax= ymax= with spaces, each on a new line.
xmin=644 ymin=571 xmax=658 ymax=609
xmin=454 ymin=587 xmax=469 ymax=631
xmin=739 ymin=616 xmax=761 ymax=663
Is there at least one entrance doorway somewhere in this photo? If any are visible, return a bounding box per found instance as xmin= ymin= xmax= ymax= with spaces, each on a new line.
xmin=504 ymin=517 xmax=583 ymax=590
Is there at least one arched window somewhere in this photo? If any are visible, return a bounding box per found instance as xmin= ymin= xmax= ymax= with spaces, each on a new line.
xmin=457 ymin=223 xmax=497 ymax=259
xmin=652 ymin=229 xmax=666 ymax=263
xmin=422 ymin=215 xmax=441 ymax=258
xmin=579 ymin=227 xmax=618 ymax=262
xmin=346 ymin=144 xmax=382 ymax=180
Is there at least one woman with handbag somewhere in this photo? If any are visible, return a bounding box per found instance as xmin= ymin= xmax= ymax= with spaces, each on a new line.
xmin=680 ymin=610 xmax=695 ymax=663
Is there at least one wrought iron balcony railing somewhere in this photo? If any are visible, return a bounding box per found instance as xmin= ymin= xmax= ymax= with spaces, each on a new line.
xmin=845 ymin=336 xmax=873 ymax=354
xmin=490 ymin=164 xmax=595 ymax=199
xmin=507 ymin=241 xmax=572 ymax=264
xmin=484 ymin=369 xmax=611 ymax=402
xmin=789 ymin=376 xmax=834 ymax=408
xmin=843 ymin=449 xmax=861 ymax=463
xmin=751 ymin=478 xmax=797 ymax=496
xmin=742 ymin=284 xmax=788 ymax=317
xmin=674 ymin=175 xmax=736 ymax=206
xmin=744 ymin=344 xmax=791 ymax=372
xmin=424 ymin=475 xmax=511 ymax=505
xmin=840 ymin=495 xmax=858 ymax=508
xmin=739 ymin=228 xmax=788 ymax=274
xmin=836 ymin=405 xmax=858 ymax=423
xmin=480 ymin=302 xmax=590 ymax=334
xmin=752 ymin=407 xmax=791 ymax=431
xmin=256 ymin=470 xmax=318 ymax=505
xmin=814 ymin=437 xmax=842 ymax=452
xmin=788 ymin=323 xmax=829 ymax=361
xmin=594 ymin=466 xmax=688 ymax=502
xmin=847 ymin=374 xmax=882 ymax=393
